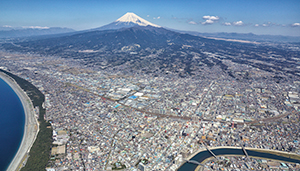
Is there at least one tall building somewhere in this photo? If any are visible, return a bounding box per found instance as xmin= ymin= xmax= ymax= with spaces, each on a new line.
xmin=138 ymin=162 xmax=146 ymax=171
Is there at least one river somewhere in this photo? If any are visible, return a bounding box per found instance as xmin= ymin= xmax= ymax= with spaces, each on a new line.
xmin=178 ymin=147 xmax=300 ymax=171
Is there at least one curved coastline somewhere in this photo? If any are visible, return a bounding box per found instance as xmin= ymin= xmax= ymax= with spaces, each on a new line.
xmin=0 ymin=73 xmax=39 ymax=171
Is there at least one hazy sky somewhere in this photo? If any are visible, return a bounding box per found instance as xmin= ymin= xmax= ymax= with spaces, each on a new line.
xmin=1 ymin=0 xmax=299 ymax=36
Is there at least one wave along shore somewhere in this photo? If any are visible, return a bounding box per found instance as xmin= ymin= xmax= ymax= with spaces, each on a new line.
xmin=0 ymin=73 xmax=39 ymax=171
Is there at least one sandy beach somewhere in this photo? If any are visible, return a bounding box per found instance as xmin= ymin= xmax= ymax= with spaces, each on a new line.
xmin=0 ymin=73 xmax=39 ymax=171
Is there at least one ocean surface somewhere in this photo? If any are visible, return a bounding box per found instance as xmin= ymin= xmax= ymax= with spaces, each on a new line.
xmin=0 ymin=78 xmax=25 ymax=171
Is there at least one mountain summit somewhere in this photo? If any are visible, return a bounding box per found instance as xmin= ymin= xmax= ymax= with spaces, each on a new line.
xmin=115 ymin=12 xmax=160 ymax=27
xmin=93 ymin=12 xmax=161 ymax=31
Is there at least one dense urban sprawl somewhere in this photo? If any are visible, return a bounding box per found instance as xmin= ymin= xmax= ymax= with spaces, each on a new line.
xmin=0 ymin=50 xmax=300 ymax=171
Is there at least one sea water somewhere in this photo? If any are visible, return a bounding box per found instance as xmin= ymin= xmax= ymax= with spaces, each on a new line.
xmin=0 ymin=78 xmax=25 ymax=171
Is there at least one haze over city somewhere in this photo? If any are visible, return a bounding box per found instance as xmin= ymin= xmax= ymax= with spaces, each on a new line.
xmin=1 ymin=0 xmax=300 ymax=36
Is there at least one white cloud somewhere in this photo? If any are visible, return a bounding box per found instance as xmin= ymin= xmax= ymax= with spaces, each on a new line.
xmin=22 ymin=26 xmax=50 ymax=29
xmin=188 ymin=21 xmax=197 ymax=25
xmin=2 ymin=25 xmax=12 ymax=28
xmin=153 ymin=16 xmax=160 ymax=20
xmin=292 ymin=23 xmax=300 ymax=27
xmin=202 ymin=20 xmax=214 ymax=25
xmin=147 ymin=15 xmax=149 ymax=17
xmin=223 ymin=22 xmax=231 ymax=26
xmin=232 ymin=21 xmax=244 ymax=26
xmin=203 ymin=15 xmax=219 ymax=21
xmin=262 ymin=22 xmax=274 ymax=27
xmin=201 ymin=15 xmax=219 ymax=25
xmin=254 ymin=22 xmax=280 ymax=27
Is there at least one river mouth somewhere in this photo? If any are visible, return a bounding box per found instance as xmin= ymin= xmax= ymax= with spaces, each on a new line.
xmin=178 ymin=147 xmax=300 ymax=171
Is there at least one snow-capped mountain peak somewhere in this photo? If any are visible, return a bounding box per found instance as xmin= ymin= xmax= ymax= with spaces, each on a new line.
xmin=91 ymin=12 xmax=161 ymax=31
xmin=115 ymin=12 xmax=161 ymax=27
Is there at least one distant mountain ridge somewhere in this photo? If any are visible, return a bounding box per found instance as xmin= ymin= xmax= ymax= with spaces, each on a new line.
xmin=171 ymin=30 xmax=300 ymax=43
xmin=0 ymin=27 xmax=75 ymax=38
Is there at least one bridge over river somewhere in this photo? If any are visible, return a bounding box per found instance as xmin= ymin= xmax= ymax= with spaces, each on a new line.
xmin=177 ymin=146 xmax=300 ymax=171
